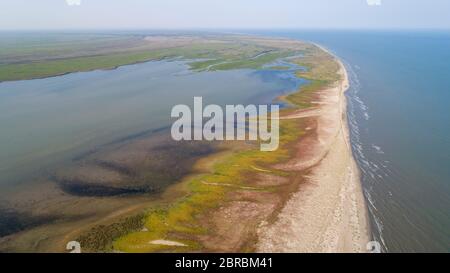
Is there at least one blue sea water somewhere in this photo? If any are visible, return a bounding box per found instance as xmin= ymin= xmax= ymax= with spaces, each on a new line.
xmin=250 ymin=30 xmax=450 ymax=252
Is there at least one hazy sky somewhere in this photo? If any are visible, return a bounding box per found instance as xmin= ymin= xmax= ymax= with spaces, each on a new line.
xmin=1 ymin=0 xmax=449 ymax=30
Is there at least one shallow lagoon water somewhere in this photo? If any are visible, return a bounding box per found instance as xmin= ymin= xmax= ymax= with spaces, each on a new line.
xmin=0 ymin=60 xmax=304 ymax=193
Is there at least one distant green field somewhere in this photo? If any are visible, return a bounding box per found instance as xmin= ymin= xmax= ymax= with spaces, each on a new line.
xmin=0 ymin=33 xmax=301 ymax=82
xmin=0 ymin=51 xmax=160 ymax=81
xmin=0 ymin=33 xmax=145 ymax=64
xmin=204 ymin=51 xmax=295 ymax=71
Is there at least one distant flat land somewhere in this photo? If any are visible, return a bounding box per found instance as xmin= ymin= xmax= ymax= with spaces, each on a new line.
xmin=0 ymin=32 xmax=308 ymax=82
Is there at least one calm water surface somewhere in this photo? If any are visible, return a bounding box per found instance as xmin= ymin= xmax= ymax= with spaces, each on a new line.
xmin=0 ymin=60 xmax=303 ymax=193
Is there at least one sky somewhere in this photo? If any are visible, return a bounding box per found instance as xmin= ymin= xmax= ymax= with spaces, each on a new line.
xmin=0 ymin=0 xmax=449 ymax=30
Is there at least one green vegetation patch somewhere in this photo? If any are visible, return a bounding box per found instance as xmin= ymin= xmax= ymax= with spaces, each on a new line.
xmin=285 ymin=45 xmax=341 ymax=108
xmin=76 ymin=213 xmax=145 ymax=252
xmin=0 ymin=51 xmax=164 ymax=82
xmin=0 ymin=34 xmax=301 ymax=81
xmin=113 ymin=118 xmax=303 ymax=253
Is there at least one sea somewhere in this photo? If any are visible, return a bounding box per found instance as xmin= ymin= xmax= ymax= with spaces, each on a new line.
xmin=249 ymin=30 xmax=450 ymax=252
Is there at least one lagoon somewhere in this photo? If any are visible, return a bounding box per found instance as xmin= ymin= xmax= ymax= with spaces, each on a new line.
xmin=0 ymin=59 xmax=302 ymax=193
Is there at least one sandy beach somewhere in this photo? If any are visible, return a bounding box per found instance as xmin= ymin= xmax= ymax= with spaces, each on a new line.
xmin=257 ymin=53 xmax=370 ymax=253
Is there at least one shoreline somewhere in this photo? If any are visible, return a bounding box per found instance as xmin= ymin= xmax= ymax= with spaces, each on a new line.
xmin=257 ymin=51 xmax=370 ymax=252
xmin=0 ymin=37 xmax=371 ymax=253
xmin=0 ymin=56 xmax=175 ymax=84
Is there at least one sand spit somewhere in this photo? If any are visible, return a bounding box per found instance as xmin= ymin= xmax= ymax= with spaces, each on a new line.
xmin=257 ymin=55 xmax=370 ymax=253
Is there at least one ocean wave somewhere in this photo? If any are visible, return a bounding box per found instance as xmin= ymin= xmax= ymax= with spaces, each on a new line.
xmin=372 ymin=144 xmax=385 ymax=154
xmin=345 ymin=60 xmax=389 ymax=252
xmin=364 ymin=189 xmax=378 ymax=212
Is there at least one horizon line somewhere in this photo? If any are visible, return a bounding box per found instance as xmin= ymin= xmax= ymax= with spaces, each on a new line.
xmin=0 ymin=27 xmax=449 ymax=32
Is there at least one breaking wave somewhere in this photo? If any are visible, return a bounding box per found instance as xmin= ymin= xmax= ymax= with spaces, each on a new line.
xmin=344 ymin=60 xmax=390 ymax=252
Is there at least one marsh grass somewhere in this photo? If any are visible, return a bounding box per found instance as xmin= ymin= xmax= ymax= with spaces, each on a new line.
xmin=112 ymin=119 xmax=303 ymax=252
